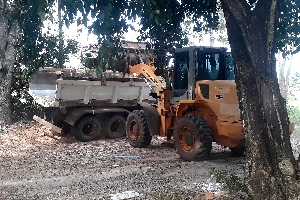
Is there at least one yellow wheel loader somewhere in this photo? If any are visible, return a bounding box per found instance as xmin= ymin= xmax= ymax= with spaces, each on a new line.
xmin=126 ymin=46 xmax=245 ymax=161
xmin=127 ymin=46 xmax=295 ymax=161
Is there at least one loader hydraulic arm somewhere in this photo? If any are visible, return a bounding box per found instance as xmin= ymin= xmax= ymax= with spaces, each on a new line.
xmin=130 ymin=63 xmax=171 ymax=138
xmin=129 ymin=63 xmax=164 ymax=92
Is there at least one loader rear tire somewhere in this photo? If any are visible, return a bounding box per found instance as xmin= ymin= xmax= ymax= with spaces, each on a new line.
xmin=230 ymin=147 xmax=246 ymax=157
xmin=174 ymin=115 xmax=213 ymax=161
xmin=126 ymin=110 xmax=152 ymax=148
xmin=73 ymin=116 xmax=101 ymax=142
xmin=103 ymin=115 xmax=126 ymax=139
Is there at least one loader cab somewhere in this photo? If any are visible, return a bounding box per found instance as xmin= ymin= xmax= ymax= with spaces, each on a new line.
xmin=172 ymin=46 xmax=234 ymax=99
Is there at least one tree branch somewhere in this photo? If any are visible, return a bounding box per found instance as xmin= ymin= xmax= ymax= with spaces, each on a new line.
xmin=220 ymin=0 xmax=255 ymax=65
xmin=266 ymin=0 xmax=278 ymax=64
xmin=220 ymin=0 xmax=251 ymax=28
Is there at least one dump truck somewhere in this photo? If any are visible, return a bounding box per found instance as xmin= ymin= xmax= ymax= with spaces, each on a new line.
xmin=125 ymin=46 xmax=292 ymax=161
xmin=29 ymin=41 xmax=158 ymax=142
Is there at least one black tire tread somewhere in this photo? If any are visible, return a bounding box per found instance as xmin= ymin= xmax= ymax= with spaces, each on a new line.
xmin=230 ymin=147 xmax=246 ymax=157
xmin=103 ymin=115 xmax=126 ymax=139
xmin=174 ymin=114 xmax=213 ymax=161
xmin=126 ymin=110 xmax=152 ymax=148
xmin=73 ymin=116 xmax=101 ymax=142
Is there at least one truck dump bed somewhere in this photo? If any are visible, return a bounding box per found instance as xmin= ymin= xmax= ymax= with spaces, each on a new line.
xmin=29 ymin=69 xmax=156 ymax=108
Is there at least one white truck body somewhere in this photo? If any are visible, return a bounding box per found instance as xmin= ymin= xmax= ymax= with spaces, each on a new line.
xmin=28 ymin=40 xmax=160 ymax=141
xmin=29 ymin=70 xmax=156 ymax=108
xmin=28 ymin=68 xmax=158 ymax=141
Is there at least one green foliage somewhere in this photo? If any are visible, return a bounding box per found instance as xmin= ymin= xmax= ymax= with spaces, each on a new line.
xmin=211 ymin=168 xmax=247 ymax=194
xmin=12 ymin=0 xmax=55 ymax=71
xmin=11 ymin=64 xmax=43 ymax=122
xmin=59 ymin=0 xmax=300 ymax=72
xmin=287 ymin=74 xmax=300 ymax=134
xmin=287 ymin=105 xmax=300 ymax=123
xmin=277 ymin=0 xmax=300 ymax=55
xmin=288 ymin=72 xmax=300 ymax=100
xmin=17 ymin=29 xmax=79 ymax=69
xmin=7 ymin=0 xmax=80 ymax=121
xmin=81 ymin=37 xmax=126 ymax=76
xmin=60 ymin=0 xmax=219 ymax=72
xmin=6 ymin=0 xmax=300 ymax=120
xmin=287 ymin=72 xmax=300 ymax=123
xmin=11 ymin=0 xmax=79 ymax=71
xmin=9 ymin=0 xmax=300 ymax=72
xmin=36 ymin=35 xmax=79 ymax=68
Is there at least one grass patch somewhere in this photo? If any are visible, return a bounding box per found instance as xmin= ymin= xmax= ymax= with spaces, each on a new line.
xmin=210 ymin=168 xmax=248 ymax=196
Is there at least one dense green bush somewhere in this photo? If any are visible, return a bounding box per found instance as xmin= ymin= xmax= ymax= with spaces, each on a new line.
xmin=287 ymin=105 xmax=300 ymax=123
xmin=287 ymin=105 xmax=300 ymax=134
xmin=11 ymin=65 xmax=44 ymax=122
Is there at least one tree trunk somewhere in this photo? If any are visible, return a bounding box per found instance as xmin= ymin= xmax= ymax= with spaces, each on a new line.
xmin=0 ymin=3 xmax=16 ymax=127
xmin=57 ymin=0 xmax=64 ymax=68
xmin=220 ymin=0 xmax=300 ymax=199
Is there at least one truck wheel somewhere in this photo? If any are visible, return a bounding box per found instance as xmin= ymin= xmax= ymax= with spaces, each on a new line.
xmin=73 ymin=116 xmax=101 ymax=142
xmin=230 ymin=147 xmax=246 ymax=157
xmin=126 ymin=110 xmax=152 ymax=148
xmin=103 ymin=115 xmax=126 ymax=139
xmin=174 ymin=115 xmax=213 ymax=161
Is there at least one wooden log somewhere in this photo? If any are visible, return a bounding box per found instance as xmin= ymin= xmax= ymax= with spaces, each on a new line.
xmin=33 ymin=115 xmax=62 ymax=134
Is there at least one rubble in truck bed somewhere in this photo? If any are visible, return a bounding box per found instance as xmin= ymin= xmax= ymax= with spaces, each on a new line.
xmin=34 ymin=67 xmax=145 ymax=80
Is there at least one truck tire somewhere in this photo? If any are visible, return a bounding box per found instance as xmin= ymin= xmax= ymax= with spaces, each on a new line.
xmin=126 ymin=110 xmax=152 ymax=148
xmin=73 ymin=116 xmax=101 ymax=142
xmin=103 ymin=115 xmax=126 ymax=139
xmin=174 ymin=115 xmax=213 ymax=161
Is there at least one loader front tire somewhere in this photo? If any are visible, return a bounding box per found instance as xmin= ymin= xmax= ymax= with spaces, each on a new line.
xmin=73 ymin=116 xmax=101 ymax=142
xmin=103 ymin=115 xmax=126 ymax=139
xmin=126 ymin=110 xmax=152 ymax=148
xmin=174 ymin=115 xmax=213 ymax=161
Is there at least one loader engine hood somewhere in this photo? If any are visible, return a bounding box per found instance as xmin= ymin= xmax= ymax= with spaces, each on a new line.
xmin=196 ymin=80 xmax=240 ymax=118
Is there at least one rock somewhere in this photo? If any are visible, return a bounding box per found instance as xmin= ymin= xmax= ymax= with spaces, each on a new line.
xmin=204 ymin=192 xmax=214 ymax=200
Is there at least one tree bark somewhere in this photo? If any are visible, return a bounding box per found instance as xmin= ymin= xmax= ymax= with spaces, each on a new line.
xmin=0 ymin=3 xmax=16 ymax=127
xmin=220 ymin=0 xmax=300 ymax=198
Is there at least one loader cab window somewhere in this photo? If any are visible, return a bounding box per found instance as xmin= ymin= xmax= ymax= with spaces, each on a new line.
xmin=196 ymin=52 xmax=223 ymax=81
xmin=195 ymin=51 xmax=234 ymax=81
xmin=226 ymin=53 xmax=235 ymax=80
xmin=173 ymin=51 xmax=189 ymax=95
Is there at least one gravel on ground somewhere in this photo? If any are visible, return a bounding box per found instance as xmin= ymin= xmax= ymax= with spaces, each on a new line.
xmin=0 ymin=121 xmax=299 ymax=200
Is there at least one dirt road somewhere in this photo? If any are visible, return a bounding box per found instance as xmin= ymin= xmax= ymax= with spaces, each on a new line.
xmin=0 ymin=122 xmax=299 ymax=199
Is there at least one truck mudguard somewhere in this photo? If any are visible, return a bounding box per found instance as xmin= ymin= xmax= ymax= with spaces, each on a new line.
xmin=139 ymin=102 xmax=161 ymax=136
xmin=65 ymin=107 xmax=129 ymax=126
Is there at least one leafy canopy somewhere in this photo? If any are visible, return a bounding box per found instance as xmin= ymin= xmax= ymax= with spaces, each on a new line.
xmin=9 ymin=0 xmax=300 ymax=72
xmin=12 ymin=0 xmax=79 ymax=72
xmin=277 ymin=0 xmax=300 ymax=55
xmin=58 ymin=0 xmax=299 ymax=71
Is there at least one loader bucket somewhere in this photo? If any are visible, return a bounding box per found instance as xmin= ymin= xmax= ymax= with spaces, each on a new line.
xmin=28 ymin=70 xmax=58 ymax=107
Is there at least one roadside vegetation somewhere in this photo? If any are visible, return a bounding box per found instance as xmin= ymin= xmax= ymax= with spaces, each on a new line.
xmin=287 ymin=72 xmax=300 ymax=134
